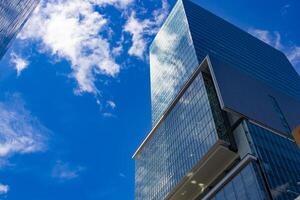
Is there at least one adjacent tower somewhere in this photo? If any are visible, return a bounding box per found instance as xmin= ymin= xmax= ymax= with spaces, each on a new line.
xmin=133 ymin=0 xmax=300 ymax=200
xmin=0 ymin=0 xmax=39 ymax=59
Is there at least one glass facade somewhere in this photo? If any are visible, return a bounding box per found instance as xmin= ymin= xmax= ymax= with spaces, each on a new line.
xmin=0 ymin=0 xmax=39 ymax=59
xmin=150 ymin=0 xmax=198 ymax=125
xmin=210 ymin=162 xmax=268 ymax=200
xmin=151 ymin=0 xmax=300 ymax=126
xmin=247 ymin=122 xmax=300 ymax=200
xmin=268 ymin=95 xmax=291 ymax=134
xmin=183 ymin=0 xmax=300 ymax=102
xmin=135 ymin=1 xmax=300 ymax=200
xmin=135 ymin=71 xmax=220 ymax=200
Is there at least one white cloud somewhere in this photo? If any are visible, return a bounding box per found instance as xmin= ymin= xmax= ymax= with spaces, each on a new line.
xmin=248 ymin=28 xmax=282 ymax=49
xmin=15 ymin=0 xmax=169 ymax=96
xmin=52 ymin=161 xmax=84 ymax=181
xmin=112 ymin=45 xmax=123 ymax=56
xmin=119 ymin=173 xmax=126 ymax=178
xmin=14 ymin=0 xmax=170 ymax=97
xmin=102 ymin=112 xmax=116 ymax=118
xmin=0 ymin=160 xmax=12 ymax=168
xmin=281 ymin=4 xmax=290 ymax=15
xmin=10 ymin=53 xmax=29 ymax=76
xmin=0 ymin=94 xmax=47 ymax=158
xmin=90 ymin=0 xmax=134 ymax=8
xmin=124 ymin=0 xmax=169 ymax=59
xmin=152 ymin=0 xmax=169 ymax=29
xmin=19 ymin=0 xmax=121 ymax=94
xmin=287 ymin=47 xmax=300 ymax=65
xmin=124 ymin=12 xmax=152 ymax=59
xmin=249 ymin=28 xmax=300 ymax=69
xmin=0 ymin=184 xmax=9 ymax=195
xmin=107 ymin=100 xmax=116 ymax=109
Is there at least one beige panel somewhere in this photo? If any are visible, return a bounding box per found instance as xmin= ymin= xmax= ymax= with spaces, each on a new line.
xmin=293 ymin=125 xmax=300 ymax=148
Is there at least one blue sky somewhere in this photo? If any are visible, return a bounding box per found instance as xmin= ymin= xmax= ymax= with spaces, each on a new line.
xmin=0 ymin=0 xmax=299 ymax=199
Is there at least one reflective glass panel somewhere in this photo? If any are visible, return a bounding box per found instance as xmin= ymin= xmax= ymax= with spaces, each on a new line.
xmin=0 ymin=0 xmax=39 ymax=58
xmin=135 ymin=71 xmax=218 ymax=200
xmin=247 ymin=122 xmax=300 ymax=200
xmin=150 ymin=0 xmax=199 ymax=125
xmin=210 ymin=162 xmax=268 ymax=200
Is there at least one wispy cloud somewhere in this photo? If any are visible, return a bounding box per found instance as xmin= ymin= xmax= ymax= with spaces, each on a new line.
xmin=248 ymin=28 xmax=282 ymax=49
xmin=52 ymin=161 xmax=85 ymax=181
xmin=287 ymin=47 xmax=300 ymax=65
xmin=102 ymin=112 xmax=116 ymax=118
xmin=10 ymin=53 xmax=29 ymax=76
xmin=12 ymin=0 xmax=170 ymax=101
xmin=249 ymin=28 xmax=300 ymax=70
xmin=102 ymin=100 xmax=117 ymax=117
xmin=119 ymin=173 xmax=126 ymax=178
xmin=19 ymin=0 xmax=122 ymax=95
xmin=90 ymin=0 xmax=133 ymax=8
xmin=106 ymin=100 xmax=116 ymax=109
xmin=124 ymin=12 xmax=152 ymax=59
xmin=281 ymin=4 xmax=291 ymax=16
xmin=124 ymin=0 xmax=169 ymax=59
xmin=0 ymin=184 xmax=9 ymax=195
xmin=16 ymin=0 xmax=169 ymax=97
xmin=0 ymin=94 xmax=48 ymax=159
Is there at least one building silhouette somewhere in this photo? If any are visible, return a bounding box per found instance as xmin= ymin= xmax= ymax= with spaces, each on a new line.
xmin=0 ymin=0 xmax=39 ymax=59
xmin=133 ymin=0 xmax=300 ymax=199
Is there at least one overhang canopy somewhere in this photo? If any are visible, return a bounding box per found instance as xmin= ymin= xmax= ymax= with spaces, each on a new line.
xmin=165 ymin=140 xmax=238 ymax=200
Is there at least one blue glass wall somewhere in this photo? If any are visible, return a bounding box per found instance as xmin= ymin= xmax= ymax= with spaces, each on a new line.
xmin=183 ymin=0 xmax=300 ymax=102
xmin=247 ymin=122 xmax=300 ymax=200
xmin=150 ymin=0 xmax=198 ymax=125
xmin=150 ymin=0 xmax=300 ymax=126
xmin=135 ymin=71 xmax=219 ymax=200
xmin=139 ymin=1 xmax=300 ymax=199
xmin=0 ymin=0 xmax=39 ymax=59
xmin=210 ymin=162 xmax=268 ymax=200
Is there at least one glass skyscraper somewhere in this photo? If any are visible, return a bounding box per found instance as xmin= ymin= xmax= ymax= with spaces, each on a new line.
xmin=133 ymin=0 xmax=300 ymax=200
xmin=0 ymin=0 xmax=39 ymax=59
